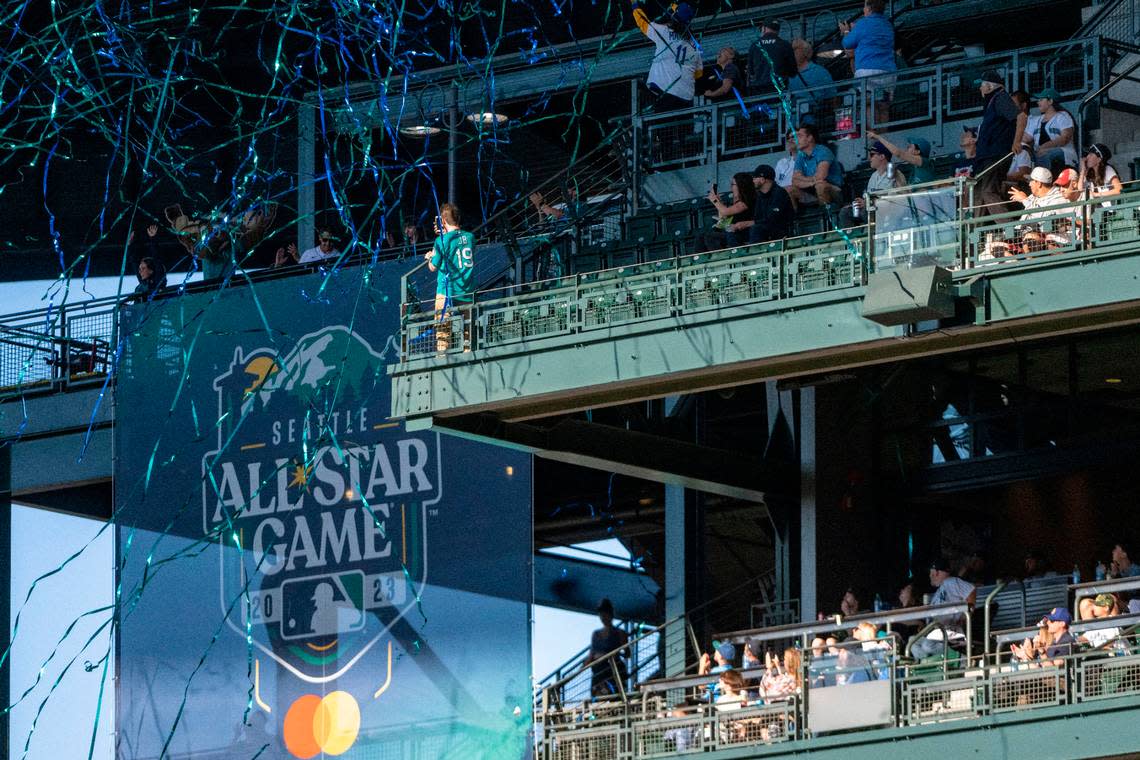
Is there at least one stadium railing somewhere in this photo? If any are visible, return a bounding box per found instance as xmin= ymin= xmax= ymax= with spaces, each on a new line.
xmin=398 ymin=179 xmax=1140 ymax=361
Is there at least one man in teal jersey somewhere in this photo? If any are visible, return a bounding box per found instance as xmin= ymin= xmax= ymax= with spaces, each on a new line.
xmin=425 ymin=203 xmax=475 ymax=350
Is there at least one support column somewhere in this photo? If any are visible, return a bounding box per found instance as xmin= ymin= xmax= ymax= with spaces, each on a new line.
xmin=447 ymin=83 xmax=459 ymax=205
xmin=799 ymin=387 xmax=817 ymax=622
xmin=663 ymin=484 xmax=687 ymax=677
xmin=0 ymin=446 xmax=10 ymax=754
xmin=765 ymin=382 xmax=797 ymax=607
xmin=297 ymin=100 xmax=317 ymax=254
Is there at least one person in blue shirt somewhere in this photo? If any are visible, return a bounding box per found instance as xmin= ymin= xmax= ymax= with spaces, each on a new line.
xmin=839 ymin=0 xmax=896 ymax=125
xmin=789 ymin=39 xmax=836 ymax=102
xmin=788 ymin=123 xmax=844 ymax=210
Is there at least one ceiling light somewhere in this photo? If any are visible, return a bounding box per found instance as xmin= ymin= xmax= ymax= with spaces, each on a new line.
xmin=466 ymin=112 xmax=508 ymax=126
xmin=1105 ymin=378 xmax=1124 ymax=384
xmin=816 ymin=49 xmax=847 ymax=59
xmin=399 ymin=124 xmax=441 ymax=136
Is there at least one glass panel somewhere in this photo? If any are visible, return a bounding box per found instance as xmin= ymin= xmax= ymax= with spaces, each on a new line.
xmin=871 ymin=179 xmax=964 ymax=271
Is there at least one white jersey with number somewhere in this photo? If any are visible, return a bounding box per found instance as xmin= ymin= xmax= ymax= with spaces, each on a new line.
xmin=646 ymin=22 xmax=699 ymax=101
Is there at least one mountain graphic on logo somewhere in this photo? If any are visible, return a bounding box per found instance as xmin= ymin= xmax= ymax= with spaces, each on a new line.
xmin=252 ymin=326 xmax=393 ymax=408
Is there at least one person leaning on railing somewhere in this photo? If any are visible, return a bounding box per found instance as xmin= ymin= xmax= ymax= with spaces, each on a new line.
xmin=971 ymin=70 xmax=1019 ymax=217
xmin=424 ymin=204 xmax=475 ymax=352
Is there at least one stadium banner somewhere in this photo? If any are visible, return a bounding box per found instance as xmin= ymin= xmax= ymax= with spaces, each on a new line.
xmin=114 ymin=262 xmax=533 ymax=759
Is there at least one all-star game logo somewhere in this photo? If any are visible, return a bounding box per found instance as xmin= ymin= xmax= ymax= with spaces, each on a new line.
xmin=201 ymin=326 xmax=440 ymax=757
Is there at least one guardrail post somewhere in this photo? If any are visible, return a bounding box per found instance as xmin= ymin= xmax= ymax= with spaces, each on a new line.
xmin=631 ymin=80 xmax=642 ymax=215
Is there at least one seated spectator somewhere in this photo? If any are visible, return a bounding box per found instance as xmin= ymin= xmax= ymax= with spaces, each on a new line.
xmin=1011 ymin=607 xmax=1073 ymax=667
xmin=695 ymin=172 xmax=756 ymax=252
xmin=1077 ymin=594 xmax=1122 ymax=649
xmin=716 ymin=669 xmax=748 ymax=710
xmin=300 ymin=229 xmax=340 ymax=263
xmin=1023 ymin=548 xmax=1057 ymax=582
xmin=1113 ymin=541 xmax=1140 ymax=577
xmin=1007 ymin=167 xmax=1071 ymax=253
xmin=703 ymin=47 xmax=742 ymax=102
xmin=747 ymin=20 xmax=796 ymax=96
xmin=699 ymin=641 xmax=736 ymax=699
xmin=952 ymin=127 xmax=978 ymax=178
xmin=908 ymin=558 xmax=976 ymax=660
xmin=867 ymin=130 xmax=934 ymax=184
xmin=840 ymin=588 xmax=862 ymax=617
xmin=742 ymin=639 xmax=763 ymax=670
xmin=1078 ymin=143 xmax=1123 ymax=201
xmin=775 ymin=132 xmax=797 ymax=193
xmin=808 ymin=637 xmax=840 ymax=687
xmin=134 ymin=256 xmax=167 ymax=302
xmin=1008 ymin=136 xmax=1034 ymax=183
xmin=788 ymin=39 xmax=836 ymax=112
xmin=841 ymin=141 xmax=905 ymax=228
xmin=273 ymin=241 xmax=299 ymax=267
xmin=749 ymin=164 xmax=794 ymax=243
xmin=835 ymin=641 xmax=874 ymax=685
xmin=759 ymin=648 xmax=801 ymax=700
xmin=1027 ymin=88 xmax=1077 ymax=172
xmin=853 ymin=622 xmax=891 ymax=679
xmin=787 ymin=124 xmax=843 ymax=210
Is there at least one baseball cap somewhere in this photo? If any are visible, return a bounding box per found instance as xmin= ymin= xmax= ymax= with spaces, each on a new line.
xmin=753 ymin=164 xmax=776 ymax=180
xmin=746 ymin=638 xmax=764 ymax=659
xmin=670 ymin=2 xmax=696 ymax=25
xmin=716 ymin=641 xmax=736 ymax=661
xmin=318 ymin=229 xmax=338 ymax=242
xmin=972 ymin=70 xmax=1004 ymax=86
xmin=1092 ymin=593 xmax=1115 ymax=609
xmin=761 ymin=19 xmax=781 ymax=32
xmin=1055 ymin=168 xmax=1077 ymax=187
xmin=906 ymin=135 xmax=931 ymax=158
xmin=1042 ymin=607 xmax=1072 ymax=624
xmin=1029 ymin=166 xmax=1053 ymax=184
xmin=869 ymin=141 xmax=892 ymax=157
xmin=1032 ymin=87 xmax=1061 ymax=102
xmin=930 ymin=557 xmax=952 ymax=573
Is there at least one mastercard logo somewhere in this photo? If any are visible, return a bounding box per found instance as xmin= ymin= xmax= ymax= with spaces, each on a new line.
xmin=283 ymin=691 xmax=361 ymax=758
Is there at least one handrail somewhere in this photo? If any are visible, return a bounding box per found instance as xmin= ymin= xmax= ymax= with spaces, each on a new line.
xmin=905 ymin=620 xmax=951 ymax=675
xmin=983 ymin=579 xmax=1009 ymax=654
xmin=1078 ymin=50 xmax=1140 ymax=154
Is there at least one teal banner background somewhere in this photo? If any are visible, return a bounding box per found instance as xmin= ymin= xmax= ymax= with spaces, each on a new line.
xmin=114 ymin=263 xmax=533 ymax=759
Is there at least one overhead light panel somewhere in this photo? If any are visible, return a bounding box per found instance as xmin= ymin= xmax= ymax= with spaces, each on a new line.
xmin=466 ymin=112 xmax=508 ymax=126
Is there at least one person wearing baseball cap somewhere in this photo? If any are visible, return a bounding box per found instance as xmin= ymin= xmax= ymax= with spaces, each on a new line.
xmin=749 ymin=163 xmax=794 ymax=244
xmin=698 ymin=640 xmax=736 ymax=700
xmin=747 ymin=19 xmax=796 ymax=95
xmin=1029 ymin=86 xmax=1077 ymax=171
xmin=908 ymin=557 xmax=977 ymax=660
xmin=1012 ymin=607 xmax=1074 ymax=666
xmin=867 ymin=129 xmax=935 ymax=184
xmin=840 ymin=140 xmax=905 ymax=229
xmin=630 ymin=0 xmax=702 ymax=112
xmin=972 ymin=69 xmax=1019 ymax=216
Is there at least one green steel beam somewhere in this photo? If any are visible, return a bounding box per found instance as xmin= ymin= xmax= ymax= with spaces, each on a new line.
xmin=392 ymin=249 xmax=1140 ymax=425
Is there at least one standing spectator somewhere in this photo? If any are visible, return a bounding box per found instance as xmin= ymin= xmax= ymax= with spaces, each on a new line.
xmin=774 ymin=132 xmax=798 ymax=192
xmin=952 ymin=126 xmax=978 ymax=178
xmin=747 ymin=20 xmax=796 ymax=96
xmin=840 ymin=140 xmax=905 ymax=228
xmin=908 ymin=558 xmax=976 ymax=660
xmin=1010 ymin=89 xmax=1031 ymax=158
xmin=1078 ymin=143 xmax=1123 ymax=200
xmin=703 ymin=47 xmax=742 ymax=102
xmin=1112 ymin=542 xmax=1140 ymax=577
xmin=695 ymin=172 xmax=756 ymax=252
xmin=789 ymin=39 xmax=836 ymax=124
xmin=1028 ymin=88 xmax=1077 ymax=172
xmin=299 ymin=230 xmax=339 ymax=263
xmin=972 ymin=70 xmax=1019 ymax=217
xmin=787 ymin=123 xmax=844 ymax=210
xmin=587 ymin=598 xmax=629 ymax=697
xmin=839 ymin=0 xmax=896 ymax=125
xmin=425 ymin=204 xmax=475 ymax=351
xmin=133 ymin=256 xmax=167 ymax=302
xmin=867 ymin=130 xmax=934 ymax=184
xmin=749 ymin=165 xmax=794 ymax=244
xmin=630 ymin=0 xmax=702 ymax=112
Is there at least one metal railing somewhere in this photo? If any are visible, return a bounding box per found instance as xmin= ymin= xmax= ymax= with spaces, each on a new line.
xmin=538 ymin=613 xmax=1140 ymax=759
xmin=0 ymin=297 xmax=121 ymax=394
xmin=398 ymin=180 xmax=1140 ymax=362
xmin=632 ymin=38 xmax=1100 ymax=174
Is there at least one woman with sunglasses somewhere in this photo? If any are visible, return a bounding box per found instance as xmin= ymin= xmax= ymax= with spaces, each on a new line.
xmin=1078 ymin=143 xmax=1122 ymax=200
